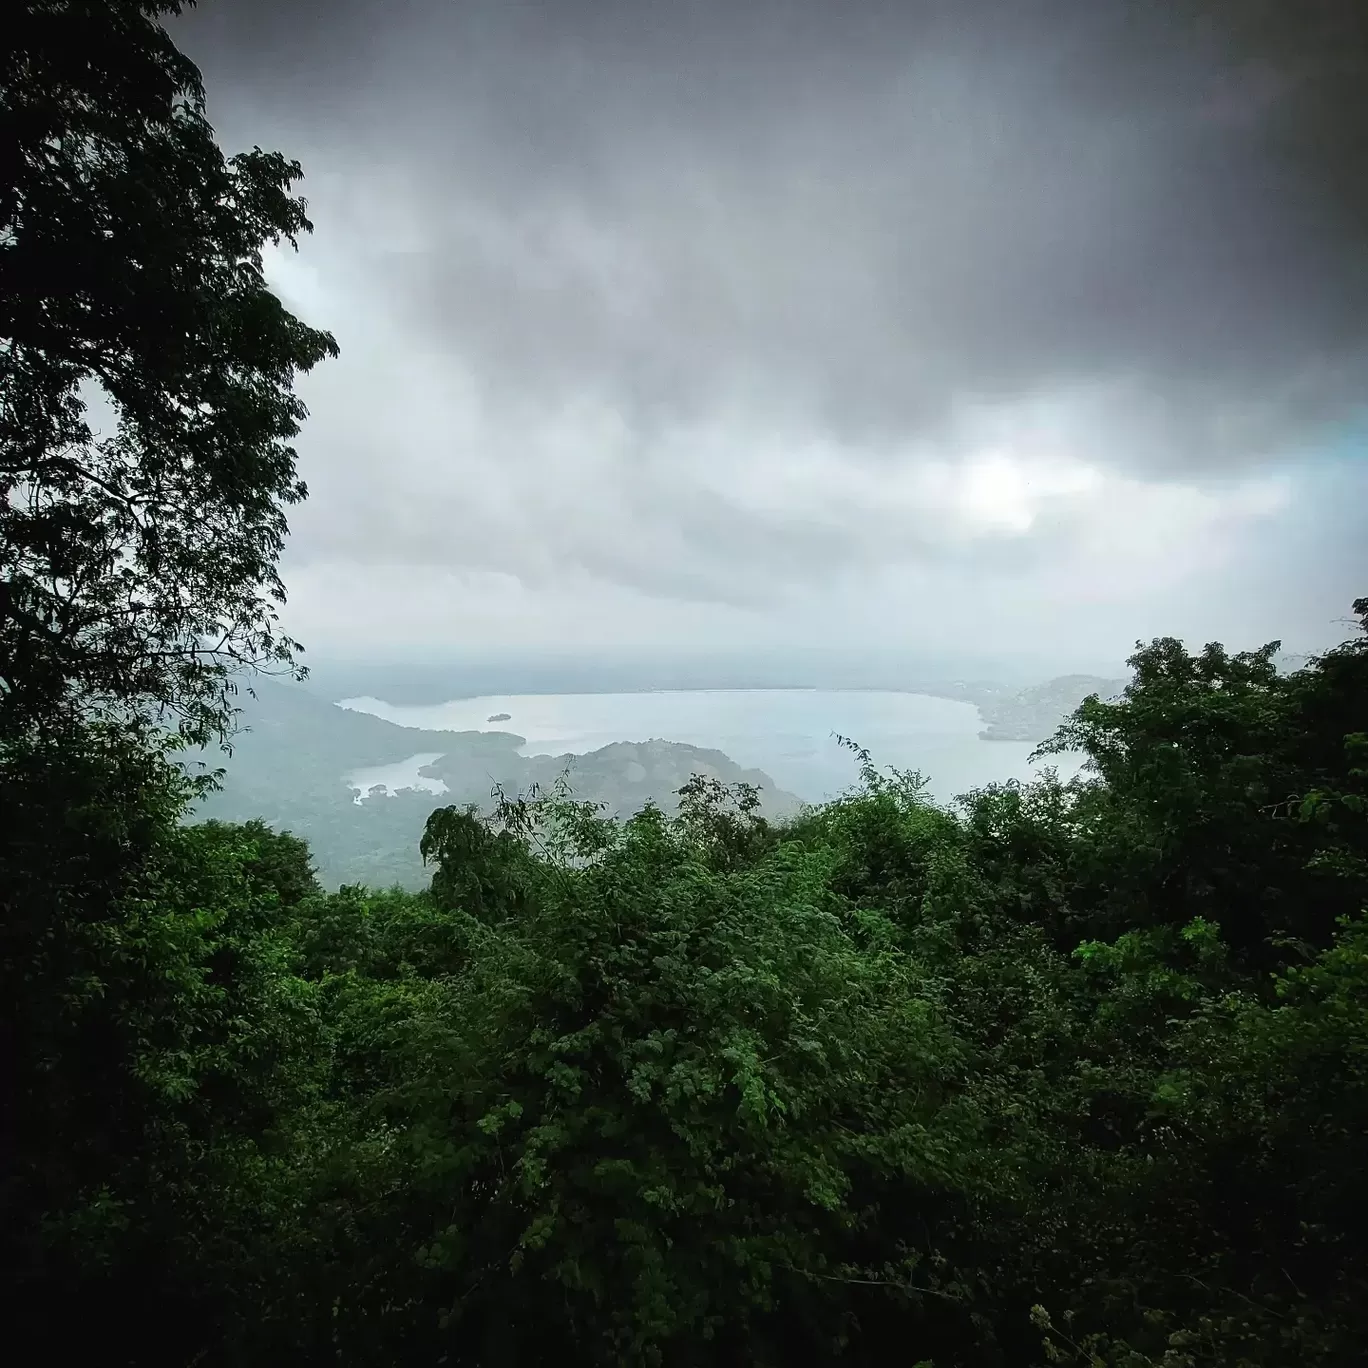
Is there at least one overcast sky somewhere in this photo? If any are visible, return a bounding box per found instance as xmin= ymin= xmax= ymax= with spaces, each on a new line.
xmin=175 ymin=0 xmax=1366 ymax=675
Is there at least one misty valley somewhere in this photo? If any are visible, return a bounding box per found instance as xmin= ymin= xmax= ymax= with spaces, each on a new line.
xmin=192 ymin=675 xmax=1108 ymax=890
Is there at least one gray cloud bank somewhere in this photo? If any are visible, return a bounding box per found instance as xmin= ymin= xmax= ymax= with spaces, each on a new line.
xmin=172 ymin=0 xmax=1368 ymax=661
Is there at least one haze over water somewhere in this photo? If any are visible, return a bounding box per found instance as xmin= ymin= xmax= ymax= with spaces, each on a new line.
xmin=338 ymin=689 xmax=1087 ymax=807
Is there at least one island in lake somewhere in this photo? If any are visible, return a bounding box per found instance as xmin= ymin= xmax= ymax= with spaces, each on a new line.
xmin=487 ymin=712 xmax=511 ymax=722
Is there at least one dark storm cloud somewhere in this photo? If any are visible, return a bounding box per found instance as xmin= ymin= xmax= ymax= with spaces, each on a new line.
xmin=179 ymin=0 xmax=1368 ymax=476
xmin=161 ymin=0 xmax=1366 ymax=662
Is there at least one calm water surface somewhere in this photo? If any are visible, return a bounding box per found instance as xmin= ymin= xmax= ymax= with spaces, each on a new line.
xmin=344 ymin=751 xmax=448 ymax=804
xmin=338 ymin=690 xmax=1087 ymax=807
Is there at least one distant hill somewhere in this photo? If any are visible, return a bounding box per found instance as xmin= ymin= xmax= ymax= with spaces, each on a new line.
xmin=422 ymin=738 xmax=801 ymax=823
xmin=878 ymin=674 xmax=1127 ymax=743
xmin=189 ymin=678 xmax=802 ymax=891
xmin=966 ymin=675 xmax=1129 ymax=743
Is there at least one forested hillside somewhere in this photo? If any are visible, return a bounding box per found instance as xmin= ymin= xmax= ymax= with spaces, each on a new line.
xmin=8 ymin=609 xmax=1368 ymax=1367
xmin=191 ymin=678 xmax=801 ymax=889
xmin=3 ymin=5 xmax=1367 ymax=1367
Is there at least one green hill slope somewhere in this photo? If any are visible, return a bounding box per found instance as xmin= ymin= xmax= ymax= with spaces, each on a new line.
xmin=190 ymin=679 xmax=801 ymax=889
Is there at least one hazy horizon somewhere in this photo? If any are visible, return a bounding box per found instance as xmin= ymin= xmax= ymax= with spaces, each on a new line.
xmin=298 ymin=645 xmax=1116 ymax=707
xmin=294 ymin=623 xmax=1336 ymax=707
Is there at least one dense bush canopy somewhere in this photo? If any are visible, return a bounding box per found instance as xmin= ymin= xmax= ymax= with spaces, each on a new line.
xmin=3 ymin=606 xmax=1366 ymax=1366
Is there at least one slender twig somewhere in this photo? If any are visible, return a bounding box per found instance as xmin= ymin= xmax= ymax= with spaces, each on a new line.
xmin=783 ymin=1264 xmax=964 ymax=1302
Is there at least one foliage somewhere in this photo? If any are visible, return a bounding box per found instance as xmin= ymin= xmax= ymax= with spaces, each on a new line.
xmin=308 ymin=779 xmax=1001 ymax=1365
xmin=6 ymin=604 xmax=1366 ymax=1366
xmin=1 ymin=0 xmax=337 ymax=745
xmin=1 ymin=726 xmax=328 ymax=1364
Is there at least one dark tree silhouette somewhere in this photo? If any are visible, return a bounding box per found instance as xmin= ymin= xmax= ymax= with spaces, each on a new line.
xmin=0 ymin=0 xmax=337 ymax=744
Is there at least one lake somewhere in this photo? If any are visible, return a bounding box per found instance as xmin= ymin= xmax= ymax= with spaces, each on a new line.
xmin=344 ymin=751 xmax=449 ymax=805
xmin=338 ymin=689 xmax=1087 ymax=808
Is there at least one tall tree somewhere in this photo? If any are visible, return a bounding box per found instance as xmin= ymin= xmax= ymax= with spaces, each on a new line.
xmin=1 ymin=8 xmax=337 ymax=1359
xmin=0 ymin=0 xmax=337 ymax=744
